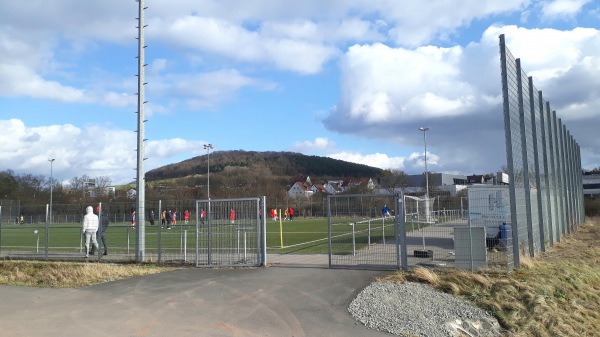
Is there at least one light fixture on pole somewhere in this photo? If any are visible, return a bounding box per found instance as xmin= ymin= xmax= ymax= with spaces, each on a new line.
xmin=418 ymin=127 xmax=430 ymax=223
xmin=48 ymin=159 xmax=55 ymax=224
xmin=203 ymin=144 xmax=213 ymax=199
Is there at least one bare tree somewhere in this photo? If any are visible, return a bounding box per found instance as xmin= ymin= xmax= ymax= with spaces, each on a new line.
xmin=95 ymin=175 xmax=112 ymax=190
xmin=379 ymin=169 xmax=413 ymax=193
xmin=68 ymin=174 xmax=90 ymax=201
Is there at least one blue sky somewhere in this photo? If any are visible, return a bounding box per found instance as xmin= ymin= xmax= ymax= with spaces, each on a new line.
xmin=1 ymin=0 xmax=599 ymax=185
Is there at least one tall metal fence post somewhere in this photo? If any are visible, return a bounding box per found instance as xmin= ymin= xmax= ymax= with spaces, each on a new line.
xmin=367 ymin=220 xmax=371 ymax=249
xmin=158 ymin=199 xmax=162 ymax=264
xmin=45 ymin=207 xmax=50 ymax=260
xmin=327 ymin=195 xmax=332 ymax=268
xmin=0 ymin=205 xmax=2 ymax=255
xmin=468 ymin=204 xmax=473 ymax=272
xmin=184 ymin=230 xmax=187 ymax=262
xmin=381 ymin=217 xmax=385 ymax=244
xmin=397 ymin=194 xmax=407 ymax=271
xmin=195 ymin=201 xmax=199 ymax=267
xmin=351 ymin=222 xmax=356 ymax=256
xmin=261 ymin=196 xmax=267 ymax=266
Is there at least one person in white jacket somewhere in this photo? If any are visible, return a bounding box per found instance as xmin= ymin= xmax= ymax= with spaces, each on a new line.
xmin=82 ymin=206 xmax=99 ymax=258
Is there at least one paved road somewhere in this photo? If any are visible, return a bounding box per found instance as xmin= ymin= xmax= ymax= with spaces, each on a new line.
xmin=0 ymin=266 xmax=392 ymax=337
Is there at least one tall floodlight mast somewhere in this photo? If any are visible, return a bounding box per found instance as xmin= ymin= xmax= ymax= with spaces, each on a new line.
xmin=135 ymin=0 xmax=148 ymax=261
xmin=419 ymin=127 xmax=430 ymax=222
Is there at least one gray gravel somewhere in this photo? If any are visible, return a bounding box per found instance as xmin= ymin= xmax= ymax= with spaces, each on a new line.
xmin=349 ymin=282 xmax=502 ymax=337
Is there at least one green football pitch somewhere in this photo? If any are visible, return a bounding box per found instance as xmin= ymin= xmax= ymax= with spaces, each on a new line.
xmin=0 ymin=216 xmax=419 ymax=256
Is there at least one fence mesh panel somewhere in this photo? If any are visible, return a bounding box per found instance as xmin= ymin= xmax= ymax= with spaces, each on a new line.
xmin=195 ymin=198 xmax=262 ymax=267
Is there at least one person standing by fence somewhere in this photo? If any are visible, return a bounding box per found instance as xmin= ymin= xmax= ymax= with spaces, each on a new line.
xmin=149 ymin=210 xmax=155 ymax=226
xmin=184 ymin=209 xmax=190 ymax=224
xmin=166 ymin=209 xmax=173 ymax=229
xmin=230 ymin=209 xmax=235 ymax=224
xmin=90 ymin=209 xmax=109 ymax=256
xmin=382 ymin=204 xmax=391 ymax=217
xmin=82 ymin=206 xmax=99 ymax=258
xmin=289 ymin=207 xmax=294 ymax=221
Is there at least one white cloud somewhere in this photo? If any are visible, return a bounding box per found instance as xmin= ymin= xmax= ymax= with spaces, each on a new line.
xmin=292 ymin=137 xmax=336 ymax=152
xmin=0 ymin=0 xmax=134 ymax=43
xmin=402 ymin=151 xmax=441 ymax=173
xmin=152 ymin=16 xmax=339 ymax=74
xmin=259 ymin=18 xmax=384 ymax=43
xmin=378 ymin=0 xmax=529 ymax=46
xmin=145 ymin=138 xmax=206 ymax=158
xmin=324 ymin=24 xmax=600 ymax=175
xmin=327 ymin=42 xmax=485 ymax=129
xmin=0 ymin=119 xmax=209 ymax=184
xmin=328 ymin=151 xmax=405 ymax=170
xmin=150 ymin=69 xmax=275 ymax=109
xmin=540 ymin=0 xmax=592 ymax=20
xmin=485 ymin=25 xmax=600 ymax=121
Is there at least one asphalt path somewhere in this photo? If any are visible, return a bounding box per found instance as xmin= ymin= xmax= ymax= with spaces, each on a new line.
xmin=0 ymin=266 xmax=392 ymax=337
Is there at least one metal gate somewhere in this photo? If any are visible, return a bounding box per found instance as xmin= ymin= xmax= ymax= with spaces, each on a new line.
xmin=328 ymin=194 xmax=405 ymax=270
xmin=195 ymin=197 xmax=266 ymax=267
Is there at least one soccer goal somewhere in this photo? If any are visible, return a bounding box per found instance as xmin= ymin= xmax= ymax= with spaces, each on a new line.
xmin=404 ymin=195 xmax=436 ymax=224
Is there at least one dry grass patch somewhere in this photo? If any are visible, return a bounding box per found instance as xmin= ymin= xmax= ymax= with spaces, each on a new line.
xmin=384 ymin=217 xmax=600 ymax=337
xmin=0 ymin=260 xmax=175 ymax=288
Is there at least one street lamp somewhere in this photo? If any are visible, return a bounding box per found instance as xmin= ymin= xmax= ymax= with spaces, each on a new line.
xmin=418 ymin=127 xmax=430 ymax=222
xmin=203 ymin=144 xmax=213 ymax=199
xmin=48 ymin=159 xmax=55 ymax=224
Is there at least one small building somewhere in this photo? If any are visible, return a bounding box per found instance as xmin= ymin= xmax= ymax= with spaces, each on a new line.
xmin=408 ymin=173 xmax=468 ymax=188
xmin=311 ymin=183 xmax=328 ymax=194
xmin=583 ymin=172 xmax=600 ymax=197
xmin=341 ymin=178 xmax=376 ymax=192
xmin=288 ymin=182 xmax=313 ymax=199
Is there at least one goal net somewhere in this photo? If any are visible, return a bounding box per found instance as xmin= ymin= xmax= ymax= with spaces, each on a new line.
xmin=404 ymin=195 xmax=436 ymax=223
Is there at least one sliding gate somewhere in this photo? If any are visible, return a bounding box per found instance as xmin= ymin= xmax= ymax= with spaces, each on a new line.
xmin=195 ymin=197 xmax=266 ymax=267
xmin=328 ymin=194 xmax=406 ymax=270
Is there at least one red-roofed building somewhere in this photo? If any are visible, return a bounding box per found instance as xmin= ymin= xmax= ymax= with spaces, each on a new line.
xmin=288 ymin=181 xmax=313 ymax=199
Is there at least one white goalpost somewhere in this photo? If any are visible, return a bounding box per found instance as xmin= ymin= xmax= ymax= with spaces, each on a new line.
xmin=404 ymin=195 xmax=436 ymax=224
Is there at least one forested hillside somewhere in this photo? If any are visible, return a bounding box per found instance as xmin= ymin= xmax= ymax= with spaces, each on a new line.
xmin=146 ymin=150 xmax=383 ymax=181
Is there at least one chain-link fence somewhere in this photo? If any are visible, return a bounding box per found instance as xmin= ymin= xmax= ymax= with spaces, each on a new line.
xmin=500 ymin=34 xmax=584 ymax=268
xmin=328 ymin=194 xmax=400 ymax=270
xmin=195 ymin=197 xmax=264 ymax=267
xmin=0 ymin=198 xmax=267 ymax=266
xmin=327 ymin=191 xmax=514 ymax=272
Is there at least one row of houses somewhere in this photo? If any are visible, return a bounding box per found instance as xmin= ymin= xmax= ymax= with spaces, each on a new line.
xmin=123 ymin=171 xmax=600 ymax=200
xmin=288 ymin=177 xmax=376 ymax=198
xmin=287 ymin=172 xmax=511 ymax=199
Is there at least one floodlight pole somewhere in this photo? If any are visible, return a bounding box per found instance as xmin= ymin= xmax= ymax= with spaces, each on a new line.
xmin=419 ymin=127 xmax=430 ymax=222
xmin=204 ymin=144 xmax=213 ymax=199
xmin=48 ymin=159 xmax=55 ymax=224
xmin=135 ymin=0 xmax=148 ymax=262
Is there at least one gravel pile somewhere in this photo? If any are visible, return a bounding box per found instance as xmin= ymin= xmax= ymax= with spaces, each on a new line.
xmin=349 ymin=282 xmax=502 ymax=337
